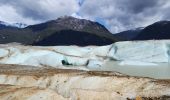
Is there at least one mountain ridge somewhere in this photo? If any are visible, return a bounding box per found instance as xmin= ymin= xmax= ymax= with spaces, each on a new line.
xmin=0 ymin=16 xmax=117 ymax=46
xmin=114 ymin=20 xmax=170 ymax=41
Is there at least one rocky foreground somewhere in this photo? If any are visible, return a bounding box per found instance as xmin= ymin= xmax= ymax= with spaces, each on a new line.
xmin=0 ymin=64 xmax=169 ymax=100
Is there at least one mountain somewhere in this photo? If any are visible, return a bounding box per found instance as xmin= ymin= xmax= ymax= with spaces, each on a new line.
xmin=12 ymin=23 xmax=28 ymax=28
xmin=114 ymin=27 xmax=143 ymax=41
xmin=134 ymin=21 xmax=170 ymax=40
xmin=115 ymin=20 xmax=170 ymax=41
xmin=0 ymin=21 xmax=27 ymax=29
xmin=0 ymin=21 xmax=14 ymax=29
xmin=0 ymin=21 xmax=32 ymax=44
xmin=31 ymin=16 xmax=117 ymax=46
xmin=0 ymin=16 xmax=117 ymax=46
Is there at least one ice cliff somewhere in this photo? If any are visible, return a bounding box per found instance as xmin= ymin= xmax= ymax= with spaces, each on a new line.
xmin=0 ymin=40 xmax=169 ymax=68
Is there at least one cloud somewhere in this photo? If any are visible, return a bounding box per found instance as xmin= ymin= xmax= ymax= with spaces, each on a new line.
xmin=0 ymin=0 xmax=79 ymax=24
xmin=0 ymin=5 xmax=41 ymax=24
xmin=0 ymin=0 xmax=170 ymax=33
xmin=79 ymin=0 xmax=170 ymax=33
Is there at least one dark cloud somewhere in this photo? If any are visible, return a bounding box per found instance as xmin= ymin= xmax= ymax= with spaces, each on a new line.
xmin=79 ymin=0 xmax=170 ymax=33
xmin=120 ymin=0 xmax=162 ymax=13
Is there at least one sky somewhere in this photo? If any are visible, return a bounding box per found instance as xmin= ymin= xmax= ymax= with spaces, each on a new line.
xmin=0 ymin=0 xmax=170 ymax=33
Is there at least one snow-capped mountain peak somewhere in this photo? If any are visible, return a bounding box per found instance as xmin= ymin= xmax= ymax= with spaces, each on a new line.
xmin=0 ymin=21 xmax=27 ymax=28
xmin=0 ymin=21 xmax=11 ymax=26
xmin=131 ymin=27 xmax=144 ymax=31
xmin=12 ymin=23 xmax=28 ymax=28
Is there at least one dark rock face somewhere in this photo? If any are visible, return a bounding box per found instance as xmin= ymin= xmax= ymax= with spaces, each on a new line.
xmin=0 ymin=16 xmax=117 ymax=46
xmin=34 ymin=30 xmax=113 ymax=46
xmin=114 ymin=28 xmax=143 ymax=41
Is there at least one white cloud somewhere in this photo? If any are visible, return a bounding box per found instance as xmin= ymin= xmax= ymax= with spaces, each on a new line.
xmin=79 ymin=0 xmax=170 ymax=33
xmin=0 ymin=5 xmax=40 ymax=24
xmin=0 ymin=0 xmax=79 ymax=24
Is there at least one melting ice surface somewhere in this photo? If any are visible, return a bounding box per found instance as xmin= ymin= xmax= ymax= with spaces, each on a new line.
xmin=0 ymin=40 xmax=170 ymax=79
xmin=91 ymin=61 xmax=170 ymax=79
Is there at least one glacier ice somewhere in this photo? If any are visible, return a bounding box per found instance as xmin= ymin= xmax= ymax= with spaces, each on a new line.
xmin=0 ymin=40 xmax=169 ymax=68
xmin=119 ymin=61 xmax=158 ymax=66
xmin=87 ymin=59 xmax=104 ymax=68
xmin=108 ymin=40 xmax=170 ymax=63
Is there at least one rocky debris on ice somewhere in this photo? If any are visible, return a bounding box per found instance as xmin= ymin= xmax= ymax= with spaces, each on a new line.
xmin=0 ymin=65 xmax=169 ymax=100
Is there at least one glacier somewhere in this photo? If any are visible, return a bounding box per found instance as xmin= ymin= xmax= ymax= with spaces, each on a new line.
xmin=0 ymin=40 xmax=170 ymax=68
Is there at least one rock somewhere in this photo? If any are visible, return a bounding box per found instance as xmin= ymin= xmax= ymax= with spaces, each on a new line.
xmin=0 ymin=85 xmax=66 ymax=100
xmin=0 ymin=65 xmax=169 ymax=100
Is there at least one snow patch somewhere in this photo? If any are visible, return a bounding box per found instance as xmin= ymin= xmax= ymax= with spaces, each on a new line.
xmin=0 ymin=21 xmax=27 ymax=28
